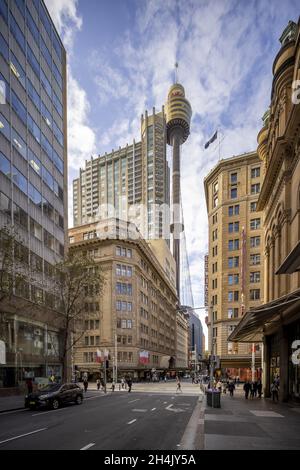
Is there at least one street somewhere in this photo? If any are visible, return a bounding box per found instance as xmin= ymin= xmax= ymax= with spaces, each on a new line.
xmin=0 ymin=384 xmax=201 ymax=450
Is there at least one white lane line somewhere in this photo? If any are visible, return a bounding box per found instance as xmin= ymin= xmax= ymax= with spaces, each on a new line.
xmin=132 ymin=409 xmax=147 ymax=412
xmin=151 ymin=408 xmax=156 ymax=411
xmin=80 ymin=443 xmax=95 ymax=450
xmin=166 ymin=404 xmax=173 ymax=410
xmin=32 ymin=408 xmax=65 ymax=417
xmin=128 ymin=399 xmax=140 ymax=403
xmin=127 ymin=419 xmax=137 ymax=425
xmin=0 ymin=428 xmax=47 ymax=445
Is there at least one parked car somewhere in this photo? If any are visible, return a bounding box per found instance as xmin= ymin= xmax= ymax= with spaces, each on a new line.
xmin=25 ymin=383 xmax=83 ymax=410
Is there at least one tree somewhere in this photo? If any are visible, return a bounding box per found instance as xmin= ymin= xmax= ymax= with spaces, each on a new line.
xmin=0 ymin=225 xmax=31 ymax=341
xmin=52 ymin=252 xmax=104 ymax=382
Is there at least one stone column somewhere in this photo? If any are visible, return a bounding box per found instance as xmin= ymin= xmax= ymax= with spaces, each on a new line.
xmin=279 ymin=325 xmax=289 ymax=402
xmin=265 ymin=246 xmax=270 ymax=303
xmin=263 ymin=334 xmax=271 ymax=398
xmin=269 ymin=237 xmax=275 ymax=301
xmin=274 ymin=226 xmax=281 ymax=299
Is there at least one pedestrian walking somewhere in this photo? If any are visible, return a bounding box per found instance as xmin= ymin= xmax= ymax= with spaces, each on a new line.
xmin=244 ymin=381 xmax=251 ymax=399
xmin=111 ymin=381 xmax=115 ymax=392
xmin=127 ymin=378 xmax=132 ymax=392
xmin=257 ymin=380 xmax=262 ymax=398
xmin=26 ymin=377 xmax=33 ymax=394
xmin=121 ymin=377 xmax=125 ymax=389
xmin=176 ymin=376 xmax=182 ymax=393
xmin=271 ymin=381 xmax=279 ymax=402
xmin=96 ymin=378 xmax=100 ymax=390
xmin=228 ymin=381 xmax=235 ymax=397
xmin=83 ymin=378 xmax=88 ymax=393
xmin=216 ymin=380 xmax=222 ymax=393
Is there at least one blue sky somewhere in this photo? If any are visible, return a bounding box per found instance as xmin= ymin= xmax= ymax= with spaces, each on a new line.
xmin=45 ymin=0 xmax=299 ymax=339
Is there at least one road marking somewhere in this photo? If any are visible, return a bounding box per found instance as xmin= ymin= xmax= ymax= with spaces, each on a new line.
xmin=127 ymin=419 xmax=137 ymax=425
xmin=151 ymin=408 xmax=156 ymax=411
xmin=132 ymin=409 xmax=147 ymax=412
xmin=32 ymin=408 xmax=65 ymax=416
xmin=80 ymin=443 xmax=95 ymax=450
xmin=0 ymin=428 xmax=47 ymax=445
xmin=128 ymin=399 xmax=140 ymax=403
xmin=165 ymin=404 xmax=184 ymax=413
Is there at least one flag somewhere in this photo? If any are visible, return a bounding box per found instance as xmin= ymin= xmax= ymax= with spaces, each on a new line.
xmin=204 ymin=130 xmax=218 ymax=149
xmin=139 ymin=350 xmax=149 ymax=364
xmin=104 ymin=349 xmax=109 ymax=359
xmin=95 ymin=349 xmax=102 ymax=363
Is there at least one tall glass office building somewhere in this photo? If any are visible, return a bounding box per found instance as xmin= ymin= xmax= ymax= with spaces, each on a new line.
xmin=0 ymin=0 xmax=67 ymax=388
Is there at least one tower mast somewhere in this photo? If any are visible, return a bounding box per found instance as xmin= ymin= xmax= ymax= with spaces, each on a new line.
xmin=165 ymin=82 xmax=192 ymax=298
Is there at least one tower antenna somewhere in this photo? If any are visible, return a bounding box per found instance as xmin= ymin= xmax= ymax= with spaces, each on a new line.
xmin=174 ymin=62 xmax=179 ymax=84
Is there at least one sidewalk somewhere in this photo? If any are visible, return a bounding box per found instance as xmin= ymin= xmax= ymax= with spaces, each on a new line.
xmin=204 ymin=391 xmax=300 ymax=449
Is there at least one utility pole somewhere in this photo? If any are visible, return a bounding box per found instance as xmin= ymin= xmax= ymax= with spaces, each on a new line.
xmin=252 ymin=343 xmax=256 ymax=382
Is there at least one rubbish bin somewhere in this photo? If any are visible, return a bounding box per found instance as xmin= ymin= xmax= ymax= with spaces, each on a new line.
xmin=206 ymin=390 xmax=221 ymax=408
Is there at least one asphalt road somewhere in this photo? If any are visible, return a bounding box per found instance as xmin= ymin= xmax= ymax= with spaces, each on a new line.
xmin=0 ymin=392 xmax=199 ymax=450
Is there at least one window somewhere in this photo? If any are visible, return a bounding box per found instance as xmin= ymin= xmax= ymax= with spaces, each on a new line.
xmin=53 ymin=31 xmax=62 ymax=61
xmin=250 ymin=201 xmax=257 ymax=212
xmin=251 ymin=167 xmax=260 ymax=178
xmin=26 ymin=7 xmax=39 ymax=44
xmin=12 ymin=166 xmax=27 ymax=194
xmin=41 ymin=36 xmax=52 ymax=69
xmin=250 ymin=236 xmax=260 ymax=248
xmin=228 ymin=239 xmax=239 ymax=251
xmin=213 ymin=328 xmax=217 ymax=338
xmin=251 ymin=183 xmax=260 ymax=194
xmin=40 ymin=3 xmax=52 ymax=37
xmin=12 ymin=128 xmax=27 ymax=160
xmin=0 ymin=33 xmax=8 ymax=62
xmin=0 ymin=0 xmax=8 ymax=23
xmin=29 ymin=183 xmax=42 ymax=205
xmin=228 ymin=206 xmax=233 ymax=216
xmin=250 ymin=289 xmax=260 ymax=300
xmin=250 ymin=218 xmax=260 ymax=230
xmin=213 ymin=195 xmax=218 ymax=208
xmin=53 ymin=150 xmax=63 ymax=174
xmin=41 ymin=133 xmax=52 ymax=159
xmin=27 ymin=45 xmax=40 ymax=77
xmin=30 ymin=218 xmax=42 ymax=241
xmin=230 ymin=173 xmax=237 ymax=183
xmin=228 ymin=308 xmax=239 ymax=319
xmin=41 ymin=102 xmax=52 ymax=128
xmin=42 ymin=166 xmax=54 ymax=190
xmin=10 ymin=12 xmax=25 ymax=50
xmin=228 ymin=291 xmax=239 ymax=302
xmin=53 ymin=92 xmax=63 ymax=116
xmin=0 ymin=112 xmax=10 ymax=141
xmin=10 ymin=52 xmax=25 ymax=88
xmin=27 ymin=114 xmax=41 ymax=143
xmin=228 ymin=256 xmax=239 ymax=268
xmin=11 ymin=91 xmax=27 ymax=125
xmin=230 ymin=187 xmax=237 ymax=199
xmin=228 ymin=222 xmax=239 ymax=233
xmin=52 ymin=62 xmax=62 ymax=89
xmin=250 ymin=254 xmax=260 ymax=265
xmin=213 ymin=181 xmax=218 ymax=193
xmin=0 ymin=191 xmax=10 ymax=215
xmin=53 ymin=121 xmax=63 ymax=146
xmin=250 ymin=272 xmax=260 ymax=283
xmin=228 ymin=274 xmax=239 ymax=285
xmin=41 ymin=70 xmax=52 ymax=98
xmin=27 ymin=79 xmax=40 ymax=110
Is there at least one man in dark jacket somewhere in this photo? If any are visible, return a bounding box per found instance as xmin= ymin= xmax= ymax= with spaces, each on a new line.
xmin=244 ymin=381 xmax=251 ymax=399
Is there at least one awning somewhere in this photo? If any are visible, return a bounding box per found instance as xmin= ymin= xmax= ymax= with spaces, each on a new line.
xmin=276 ymin=240 xmax=300 ymax=274
xmin=228 ymin=288 xmax=300 ymax=343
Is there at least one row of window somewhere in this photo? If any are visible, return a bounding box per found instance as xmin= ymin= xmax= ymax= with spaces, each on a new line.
xmin=212 ymin=201 xmax=258 ymax=222
xmin=116 ymin=264 xmax=132 ymax=277
xmin=84 ymin=336 xmax=100 ymax=346
xmin=0 ymin=75 xmax=64 ymax=172
xmin=84 ymin=319 xmax=100 ymax=330
xmin=228 ymin=236 xmax=260 ymax=250
xmin=0 ymin=190 xmax=63 ymax=235
xmin=116 ymin=246 xmax=132 ymax=258
xmin=117 ymin=335 xmax=132 ymax=345
xmin=1 ymin=1 xmax=63 ymax=81
xmin=116 ymin=282 xmax=132 ymax=296
xmin=117 ymin=319 xmax=133 ymax=329
xmin=116 ymin=301 xmax=132 ymax=312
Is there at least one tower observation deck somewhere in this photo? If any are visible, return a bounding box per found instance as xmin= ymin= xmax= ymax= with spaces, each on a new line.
xmin=165 ymin=82 xmax=192 ymax=297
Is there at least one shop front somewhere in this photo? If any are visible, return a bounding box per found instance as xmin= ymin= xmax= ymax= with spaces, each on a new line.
xmin=0 ymin=314 xmax=62 ymax=390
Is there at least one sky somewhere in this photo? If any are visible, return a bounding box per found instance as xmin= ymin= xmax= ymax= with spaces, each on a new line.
xmin=45 ymin=0 xmax=299 ymax=342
